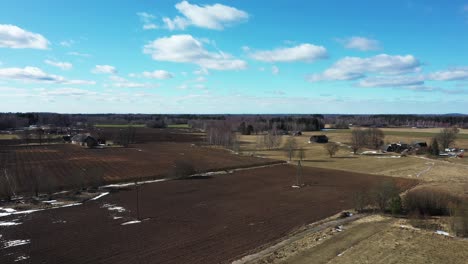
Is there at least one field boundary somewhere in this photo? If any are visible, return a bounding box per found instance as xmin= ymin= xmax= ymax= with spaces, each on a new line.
xmin=232 ymin=213 xmax=367 ymax=264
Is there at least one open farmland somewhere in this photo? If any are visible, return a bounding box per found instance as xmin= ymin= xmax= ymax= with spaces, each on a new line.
xmin=0 ymin=141 xmax=280 ymax=194
xmin=0 ymin=165 xmax=417 ymax=264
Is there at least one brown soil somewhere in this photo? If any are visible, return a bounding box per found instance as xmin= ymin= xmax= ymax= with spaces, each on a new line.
xmin=0 ymin=142 xmax=279 ymax=193
xmin=0 ymin=165 xmax=417 ymax=264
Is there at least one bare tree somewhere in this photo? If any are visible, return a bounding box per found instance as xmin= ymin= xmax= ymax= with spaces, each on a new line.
xmin=283 ymin=137 xmax=297 ymax=161
xmin=371 ymin=180 xmax=399 ymax=212
xmin=0 ymin=168 xmax=16 ymax=200
xmin=437 ymin=127 xmax=459 ymax=150
xmin=366 ymin=128 xmax=385 ymax=149
xmin=353 ymin=189 xmax=370 ymax=212
xmin=324 ymin=142 xmax=339 ymax=157
xmin=35 ymin=129 xmax=44 ymax=145
xmin=20 ymin=129 xmax=31 ymax=145
xmin=169 ymin=160 xmax=196 ymax=179
xmin=450 ymin=201 xmax=468 ymax=237
xmin=262 ymin=129 xmax=282 ymax=150
xmin=350 ymin=129 xmax=366 ymax=154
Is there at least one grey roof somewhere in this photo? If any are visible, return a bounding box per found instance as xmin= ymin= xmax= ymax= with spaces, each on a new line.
xmin=71 ymin=134 xmax=94 ymax=142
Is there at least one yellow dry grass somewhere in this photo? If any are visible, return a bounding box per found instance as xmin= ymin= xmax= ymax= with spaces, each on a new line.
xmin=239 ymin=129 xmax=468 ymax=194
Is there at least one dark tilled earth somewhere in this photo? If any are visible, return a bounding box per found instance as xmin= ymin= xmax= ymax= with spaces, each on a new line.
xmin=0 ymin=165 xmax=417 ymax=264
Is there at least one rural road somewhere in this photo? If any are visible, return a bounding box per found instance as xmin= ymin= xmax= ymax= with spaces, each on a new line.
xmin=282 ymin=218 xmax=393 ymax=264
xmin=232 ymin=213 xmax=368 ymax=264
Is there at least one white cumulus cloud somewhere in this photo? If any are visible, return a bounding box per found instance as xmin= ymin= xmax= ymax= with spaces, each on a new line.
xmin=44 ymin=60 xmax=73 ymax=70
xmin=142 ymin=70 xmax=174 ymax=79
xmin=307 ymin=54 xmax=420 ymax=82
xmin=357 ymin=75 xmax=425 ymax=87
xmin=249 ymin=44 xmax=328 ymax=63
xmin=92 ymin=65 xmax=117 ymax=74
xmin=427 ymin=68 xmax=468 ymax=81
xmin=143 ymin=34 xmax=247 ymax=70
xmin=137 ymin=12 xmax=158 ymax=30
xmin=340 ymin=36 xmax=381 ymax=51
xmin=163 ymin=1 xmax=249 ymax=30
xmin=0 ymin=66 xmax=95 ymax=85
xmin=0 ymin=24 xmax=49 ymax=49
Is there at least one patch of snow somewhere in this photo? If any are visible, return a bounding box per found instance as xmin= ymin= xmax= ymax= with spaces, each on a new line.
xmin=14 ymin=255 xmax=30 ymax=262
xmin=90 ymin=192 xmax=109 ymax=201
xmin=12 ymin=209 xmax=44 ymax=215
xmin=0 ymin=212 xmax=12 ymax=217
xmin=102 ymin=204 xmax=126 ymax=213
xmin=121 ymin=220 xmax=141 ymax=225
xmin=42 ymin=200 xmax=57 ymax=204
xmin=113 ymin=216 xmax=123 ymax=220
xmin=435 ymin=230 xmax=450 ymax=236
xmin=102 ymin=179 xmax=166 ymax=188
xmin=59 ymin=203 xmax=82 ymax=208
xmin=0 ymin=208 xmax=17 ymax=213
xmin=2 ymin=239 xmax=30 ymax=249
xmin=0 ymin=221 xmax=21 ymax=226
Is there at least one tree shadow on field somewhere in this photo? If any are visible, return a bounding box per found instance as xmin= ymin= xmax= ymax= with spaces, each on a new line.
xmin=302 ymin=159 xmax=334 ymax=163
xmin=183 ymin=175 xmax=213 ymax=180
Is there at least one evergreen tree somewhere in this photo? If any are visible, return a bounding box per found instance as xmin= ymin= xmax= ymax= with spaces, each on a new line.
xmin=431 ymin=137 xmax=440 ymax=156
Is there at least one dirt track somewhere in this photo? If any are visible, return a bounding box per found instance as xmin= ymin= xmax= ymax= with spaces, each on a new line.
xmin=0 ymin=165 xmax=417 ymax=264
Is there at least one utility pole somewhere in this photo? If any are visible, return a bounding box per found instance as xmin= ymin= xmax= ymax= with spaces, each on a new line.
xmin=295 ymin=160 xmax=303 ymax=187
xmin=135 ymin=180 xmax=140 ymax=220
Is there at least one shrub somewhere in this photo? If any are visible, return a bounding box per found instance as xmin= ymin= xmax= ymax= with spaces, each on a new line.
xmin=371 ymin=180 xmax=400 ymax=212
xmin=352 ymin=189 xmax=371 ymax=212
xmin=404 ymin=187 xmax=460 ymax=216
xmin=449 ymin=201 xmax=468 ymax=237
xmin=169 ymin=160 xmax=196 ymax=179
xmin=324 ymin=142 xmax=339 ymax=157
xmin=390 ymin=195 xmax=402 ymax=215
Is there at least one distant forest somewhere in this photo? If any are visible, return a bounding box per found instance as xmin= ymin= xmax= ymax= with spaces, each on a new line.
xmin=0 ymin=112 xmax=467 ymax=131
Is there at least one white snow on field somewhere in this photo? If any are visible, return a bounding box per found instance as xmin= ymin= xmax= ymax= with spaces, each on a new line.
xmin=91 ymin=192 xmax=109 ymax=200
xmin=0 ymin=208 xmax=16 ymax=213
xmin=376 ymin=156 xmax=401 ymax=159
xmin=113 ymin=216 xmax=123 ymax=220
xmin=59 ymin=203 xmax=82 ymax=208
xmin=0 ymin=221 xmax=21 ymax=226
xmin=103 ymin=179 xmax=166 ymax=188
xmin=1 ymin=202 xmax=84 ymax=219
xmin=435 ymin=230 xmax=451 ymax=236
xmin=121 ymin=220 xmax=141 ymax=225
xmin=2 ymin=239 xmax=30 ymax=249
xmin=42 ymin=200 xmax=64 ymax=205
xmin=14 ymin=255 xmax=30 ymax=262
xmin=102 ymin=203 xmax=126 ymax=213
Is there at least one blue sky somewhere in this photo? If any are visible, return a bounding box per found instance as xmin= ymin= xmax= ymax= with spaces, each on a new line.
xmin=1 ymin=0 xmax=468 ymax=114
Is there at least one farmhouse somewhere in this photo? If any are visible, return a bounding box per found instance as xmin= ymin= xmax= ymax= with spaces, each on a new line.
xmin=412 ymin=141 xmax=428 ymax=148
xmin=309 ymin=135 xmax=329 ymax=143
xmin=71 ymin=134 xmax=98 ymax=148
xmin=292 ymin=131 xmax=302 ymax=136
xmin=382 ymin=142 xmax=409 ymax=153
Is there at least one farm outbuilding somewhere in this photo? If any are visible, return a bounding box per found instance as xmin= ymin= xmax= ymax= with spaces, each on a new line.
xmin=71 ymin=134 xmax=98 ymax=148
xmin=309 ymin=135 xmax=329 ymax=143
xmin=412 ymin=141 xmax=428 ymax=148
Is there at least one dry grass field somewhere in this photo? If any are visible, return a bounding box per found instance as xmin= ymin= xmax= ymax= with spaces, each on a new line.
xmin=239 ymin=128 xmax=468 ymax=192
xmin=238 ymin=128 xmax=468 ymax=264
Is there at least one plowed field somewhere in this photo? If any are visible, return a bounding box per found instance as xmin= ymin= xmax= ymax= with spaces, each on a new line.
xmin=0 ymin=165 xmax=417 ymax=264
